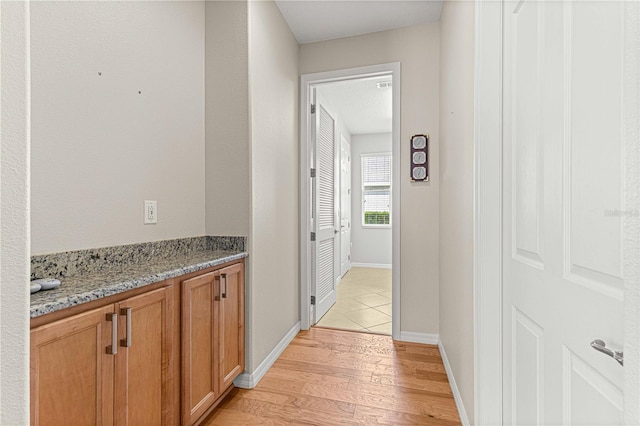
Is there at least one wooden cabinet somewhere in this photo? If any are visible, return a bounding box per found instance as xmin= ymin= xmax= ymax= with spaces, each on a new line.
xmin=31 ymin=305 xmax=115 ymax=426
xmin=181 ymin=270 xmax=220 ymax=425
xmin=181 ymin=261 xmax=245 ymax=425
xmin=30 ymin=284 xmax=177 ymax=426
xmin=218 ymin=263 xmax=245 ymax=392
xmin=114 ymin=286 xmax=176 ymax=426
xmin=31 ymin=258 xmax=244 ymax=426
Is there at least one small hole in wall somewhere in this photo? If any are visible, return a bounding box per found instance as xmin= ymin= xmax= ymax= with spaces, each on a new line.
xmin=98 ymin=72 xmax=102 ymax=76
xmin=138 ymin=91 xmax=142 ymax=94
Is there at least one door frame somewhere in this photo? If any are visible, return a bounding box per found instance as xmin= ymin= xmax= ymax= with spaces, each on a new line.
xmin=473 ymin=2 xmax=640 ymax=425
xmin=299 ymin=62 xmax=401 ymax=339
xmin=339 ymin=133 xmax=352 ymax=278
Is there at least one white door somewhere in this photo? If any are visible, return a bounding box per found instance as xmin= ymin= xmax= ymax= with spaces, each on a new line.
xmin=340 ymin=134 xmax=352 ymax=277
xmin=312 ymin=92 xmax=339 ymax=323
xmin=502 ymin=1 xmax=634 ymax=424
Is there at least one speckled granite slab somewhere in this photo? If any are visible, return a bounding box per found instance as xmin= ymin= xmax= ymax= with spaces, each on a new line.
xmin=31 ymin=236 xmax=245 ymax=280
xmin=207 ymin=236 xmax=245 ymax=252
xmin=30 ymin=236 xmax=247 ymax=318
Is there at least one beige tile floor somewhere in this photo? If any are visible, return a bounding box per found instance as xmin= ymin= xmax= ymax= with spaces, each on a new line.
xmin=315 ymin=267 xmax=392 ymax=335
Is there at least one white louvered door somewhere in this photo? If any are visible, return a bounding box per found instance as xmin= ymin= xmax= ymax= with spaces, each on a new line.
xmin=312 ymin=91 xmax=339 ymax=324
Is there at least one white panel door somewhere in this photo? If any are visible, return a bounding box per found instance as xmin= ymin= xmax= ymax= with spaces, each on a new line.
xmin=312 ymin=93 xmax=339 ymax=323
xmin=502 ymin=1 xmax=635 ymax=424
xmin=340 ymin=134 xmax=352 ymax=277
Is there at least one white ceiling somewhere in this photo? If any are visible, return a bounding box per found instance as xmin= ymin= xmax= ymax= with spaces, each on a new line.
xmin=274 ymin=0 xmax=444 ymax=44
xmin=276 ymin=0 xmax=441 ymax=135
xmin=317 ymin=76 xmax=392 ymax=135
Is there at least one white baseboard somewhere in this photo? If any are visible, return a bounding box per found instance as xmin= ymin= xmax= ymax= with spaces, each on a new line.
xmin=398 ymin=331 xmax=439 ymax=345
xmin=350 ymin=262 xmax=392 ymax=269
xmin=234 ymin=321 xmax=300 ymax=389
xmin=438 ymin=341 xmax=470 ymax=426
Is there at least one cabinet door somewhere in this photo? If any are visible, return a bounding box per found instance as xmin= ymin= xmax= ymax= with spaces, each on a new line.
xmin=114 ymin=286 xmax=175 ymax=426
xmin=181 ymin=271 xmax=220 ymax=425
xmin=218 ymin=263 xmax=245 ymax=391
xmin=31 ymin=305 xmax=115 ymax=426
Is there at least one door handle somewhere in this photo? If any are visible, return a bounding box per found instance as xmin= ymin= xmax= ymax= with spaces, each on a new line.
xmin=120 ymin=308 xmax=132 ymax=348
xmin=590 ymin=339 xmax=623 ymax=366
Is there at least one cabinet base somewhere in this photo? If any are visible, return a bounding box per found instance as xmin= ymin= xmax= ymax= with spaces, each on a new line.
xmin=193 ymin=385 xmax=237 ymax=426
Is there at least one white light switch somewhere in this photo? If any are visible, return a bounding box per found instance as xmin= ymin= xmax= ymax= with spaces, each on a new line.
xmin=144 ymin=200 xmax=157 ymax=224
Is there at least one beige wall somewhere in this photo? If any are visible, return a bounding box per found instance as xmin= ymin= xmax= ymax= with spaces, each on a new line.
xmin=205 ymin=1 xmax=250 ymax=237
xmin=30 ymin=1 xmax=206 ymax=254
xmin=247 ymin=0 xmax=300 ymax=371
xmin=1 ymin=1 xmax=31 ymax=422
xmin=300 ymin=24 xmax=441 ymax=335
xmin=439 ymin=1 xmax=475 ymax=422
xmin=30 ymin=0 xmax=300 ymax=380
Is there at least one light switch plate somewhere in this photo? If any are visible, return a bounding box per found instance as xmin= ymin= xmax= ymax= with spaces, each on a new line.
xmin=144 ymin=200 xmax=157 ymax=224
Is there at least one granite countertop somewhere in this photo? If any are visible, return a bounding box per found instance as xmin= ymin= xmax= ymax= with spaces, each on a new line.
xmin=30 ymin=248 xmax=247 ymax=318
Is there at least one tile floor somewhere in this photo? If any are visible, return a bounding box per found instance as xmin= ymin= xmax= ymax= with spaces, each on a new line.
xmin=315 ymin=267 xmax=392 ymax=335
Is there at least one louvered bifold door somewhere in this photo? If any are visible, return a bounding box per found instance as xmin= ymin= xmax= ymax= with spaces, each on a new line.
xmin=312 ymin=99 xmax=339 ymax=323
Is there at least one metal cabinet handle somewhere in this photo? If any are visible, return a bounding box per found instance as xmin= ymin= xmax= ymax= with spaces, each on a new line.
xmin=221 ymin=273 xmax=228 ymax=299
xmin=106 ymin=313 xmax=118 ymax=355
xmin=590 ymin=339 xmax=623 ymax=366
xmin=120 ymin=308 xmax=132 ymax=348
xmin=217 ymin=275 xmax=222 ymax=301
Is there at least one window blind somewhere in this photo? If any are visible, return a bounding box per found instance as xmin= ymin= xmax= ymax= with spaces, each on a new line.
xmin=363 ymin=187 xmax=391 ymax=212
xmin=362 ymin=155 xmax=391 ymax=185
xmin=362 ymin=154 xmax=391 ymax=225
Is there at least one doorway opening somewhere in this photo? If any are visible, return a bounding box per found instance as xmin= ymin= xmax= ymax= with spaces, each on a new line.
xmin=299 ymin=63 xmax=400 ymax=339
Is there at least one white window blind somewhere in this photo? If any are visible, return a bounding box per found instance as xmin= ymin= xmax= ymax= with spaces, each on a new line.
xmin=362 ymin=154 xmax=391 ymax=226
xmin=362 ymin=155 xmax=391 ymax=185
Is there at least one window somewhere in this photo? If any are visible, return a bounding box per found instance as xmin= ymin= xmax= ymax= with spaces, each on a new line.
xmin=361 ymin=153 xmax=391 ymax=226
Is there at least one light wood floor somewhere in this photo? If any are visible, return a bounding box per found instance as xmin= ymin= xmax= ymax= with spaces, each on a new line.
xmin=202 ymin=328 xmax=461 ymax=425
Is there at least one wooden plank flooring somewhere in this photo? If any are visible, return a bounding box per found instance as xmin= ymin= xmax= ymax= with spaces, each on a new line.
xmin=202 ymin=328 xmax=461 ymax=425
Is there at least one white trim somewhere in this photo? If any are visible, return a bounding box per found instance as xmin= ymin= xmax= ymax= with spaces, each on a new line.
xmin=234 ymin=321 xmax=301 ymax=389
xmin=300 ymin=62 xmax=401 ymax=341
xmin=623 ymin=1 xmax=640 ymax=423
xmin=439 ymin=342 xmax=471 ymax=426
xmin=350 ymin=262 xmax=392 ymax=270
xmin=398 ymin=332 xmax=439 ymax=345
xmin=473 ymin=1 xmax=504 ymax=425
